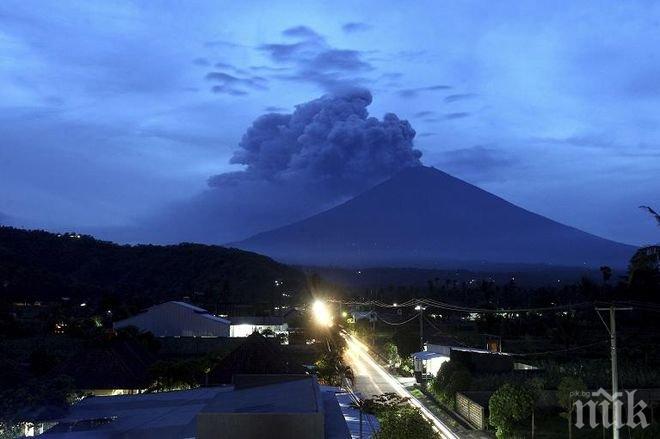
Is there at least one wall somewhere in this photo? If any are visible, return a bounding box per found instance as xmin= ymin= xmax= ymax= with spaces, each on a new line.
xmin=230 ymin=323 xmax=288 ymax=338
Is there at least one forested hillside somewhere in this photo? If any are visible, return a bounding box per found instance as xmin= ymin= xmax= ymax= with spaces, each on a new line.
xmin=0 ymin=227 xmax=309 ymax=306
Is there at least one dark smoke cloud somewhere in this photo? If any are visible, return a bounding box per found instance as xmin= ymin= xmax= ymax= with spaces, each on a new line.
xmin=209 ymin=87 xmax=420 ymax=191
xmin=147 ymin=88 xmax=421 ymax=244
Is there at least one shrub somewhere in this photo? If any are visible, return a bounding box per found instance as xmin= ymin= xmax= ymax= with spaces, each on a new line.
xmin=557 ymin=376 xmax=587 ymax=439
xmin=384 ymin=341 xmax=400 ymax=368
xmin=377 ymin=406 xmax=437 ymax=439
xmin=397 ymin=357 xmax=414 ymax=377
xmin=430 ymin=360 xmax=472 ymax=405
xmin=488 ymin=383 xmax=535 ymax=439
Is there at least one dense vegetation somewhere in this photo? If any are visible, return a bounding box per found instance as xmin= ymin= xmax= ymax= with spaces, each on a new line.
xmin=0 ymin=226 xmax=309 ymax=313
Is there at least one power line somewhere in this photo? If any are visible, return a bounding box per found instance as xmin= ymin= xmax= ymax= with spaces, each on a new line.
xmin=330 ymin=297 xmax=592 ymax=314
xmin=506 ymin=340 xmax=608 ymax=357
xmin=377 ymin=313 xmax=421 ymax=326
xmin=420 ymin=314 xmax=606 ymax=357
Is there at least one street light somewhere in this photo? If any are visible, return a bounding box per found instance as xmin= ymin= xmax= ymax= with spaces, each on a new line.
xmin=312 ymin=299 xmax=333 ymax=327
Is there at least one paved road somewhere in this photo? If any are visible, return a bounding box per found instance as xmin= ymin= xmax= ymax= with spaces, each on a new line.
xmin=344 ymin=335 xmax=393 ymax=398
xmin=341 ymin=333 xmax=459 ymax=439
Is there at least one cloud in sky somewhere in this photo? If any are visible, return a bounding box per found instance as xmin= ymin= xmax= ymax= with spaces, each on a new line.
xmin=398 ymin=85 xmax=452 ymax=98
xmin=436 ymin=146 xmax=516 ymax=183
xmin=445 ymin=112 xmax=470 ymax=119
xmin=282 ymin=25 xmax=323 ymax=40
xmin=444 ymin=93 xmax=476 ymax=103
xmin=342 ymin=22 xmax=371 ymax=33
xmin=264 ymin=105 xmax=288 ymax=112
xmin=258 ymin=25 xmax=374 ymax=91
xmin=205 ymin=71 xmax=268 ymax=96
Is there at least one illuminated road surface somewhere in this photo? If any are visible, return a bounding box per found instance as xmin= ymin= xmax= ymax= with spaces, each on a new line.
xmin=343 ymin=333 xmax=459 ymax=439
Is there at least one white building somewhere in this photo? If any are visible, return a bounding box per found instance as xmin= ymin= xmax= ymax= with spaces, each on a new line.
xmin=114 ymin=301 xmax=230 ymax=337
xmin=229 ymin=316 xmax=289 ymax=338
xmin=411 ymin=339 xmax=467 ymax=378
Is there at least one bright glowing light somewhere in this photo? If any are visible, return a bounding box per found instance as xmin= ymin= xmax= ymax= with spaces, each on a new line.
xmin=312 ymin=300 xmax=333 ymax=327
xmin=341 ymin=311 xmax=348 ymax=318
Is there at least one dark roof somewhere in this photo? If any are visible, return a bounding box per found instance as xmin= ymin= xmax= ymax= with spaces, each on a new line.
xmin=57 ymin=340 xmax=156 ymax=390
xmin=426 ymin=334 xmax=468 ymax=347
xmin=208 ymin=333 xmax=303 ymax=384
xmin=201 ymin=376 xmax=321 ymax=414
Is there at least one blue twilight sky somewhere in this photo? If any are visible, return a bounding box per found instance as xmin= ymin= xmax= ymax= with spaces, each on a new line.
xmin=0 ymin=0 xmax=658 ymax=245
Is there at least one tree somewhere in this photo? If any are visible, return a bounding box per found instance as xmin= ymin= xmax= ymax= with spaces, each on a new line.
xmin=639 ymin=205 xmax=660 ymax=226
xmin=315 ymin=351 xmax=352 ymax=387
xmin=599 ymin=266 xmax=613 ymax=283
xmin=557 ymin=376 xmax=587 ymax=439
xmin=430 ymin=360 xmax=472 ymax=405
xmin=488 ymin=383 xmax=535 ymax=439
xmin=384 ymin=341 xmax=400 ymax=368
xmin=377 ymin=406 xmax=437 ymax=439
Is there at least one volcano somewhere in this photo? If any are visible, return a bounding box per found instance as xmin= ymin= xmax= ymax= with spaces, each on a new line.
xmin=233 ymin=166 xmax=635 ymax=268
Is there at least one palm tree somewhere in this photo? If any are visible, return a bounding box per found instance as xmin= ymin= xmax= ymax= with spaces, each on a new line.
xmin=639 ymin=205 xmax=660 ymax=226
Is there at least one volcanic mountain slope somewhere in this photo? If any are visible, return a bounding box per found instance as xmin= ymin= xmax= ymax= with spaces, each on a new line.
xmin=234 ymin=166 xmax=636 ymax=268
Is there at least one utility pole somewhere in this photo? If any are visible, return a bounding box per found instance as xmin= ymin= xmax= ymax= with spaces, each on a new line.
xmin=415 ymin=303 xmax=425 ymax=350
xmin=595 ymin=306 xmax=632 ymax=439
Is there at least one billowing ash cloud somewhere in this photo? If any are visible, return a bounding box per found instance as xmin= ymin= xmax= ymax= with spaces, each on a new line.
xmin=211 ymin=87 xmax=420 ymax=189
xmin=146 ymin=88 xmax=422 ymax=244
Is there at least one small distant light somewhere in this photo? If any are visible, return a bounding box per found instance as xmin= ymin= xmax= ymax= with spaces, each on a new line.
xmin=393 ymin=303 xmax=398 ymax=307
xmin=80 ymin=302 xmax=86 ymax=307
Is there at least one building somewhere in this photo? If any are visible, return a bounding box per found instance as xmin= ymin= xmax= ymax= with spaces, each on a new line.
xmin=412 ymin=337 xmax=513 ymax=381
xmin=207 ymin=332 xmax=303 ymax=384
xmin=229 ymin=315 xmax=288 ymax=338
xmin=114 ymin=301 xmax=230 ymax=337
xmin=39 ymin=375 xmax=374 ymax=439
xmin=411 ymin=336 xmax=466 ymax=380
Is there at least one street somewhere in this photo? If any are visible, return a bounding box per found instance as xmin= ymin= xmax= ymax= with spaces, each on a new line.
xmin=342 ymin=332 xmax=459 ymax=439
